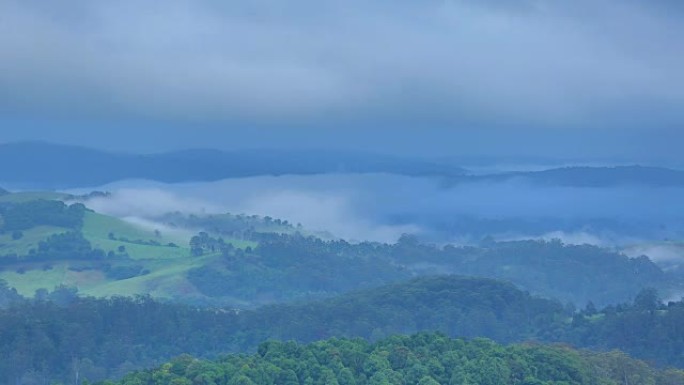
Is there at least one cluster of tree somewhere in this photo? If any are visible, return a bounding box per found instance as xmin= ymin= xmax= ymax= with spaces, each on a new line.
xmin=0 ymin=292 xmax=242 ymax=384
xmin=107 ymin=333 xmax=684 ymax=385
xmin=189 ymin=232 xmax=243 ymax=257
xmin=434 ymin=238 xmax=666 ymax=307
xmin=184 ymin=232 xmax=670 ymax=307
xmin=66 ymin=191 xmax=112 ymax=201
xmin=237 ymin=276 xmax=567 ymax=345
xmin=0 ymin=279 xmax=22 ymax=308
xmin=3 ymin=275 xmax=684 ymax=384
xmin=564 ymin=288 xmax=684 ymax=368
xmin=107 ymin=231 xmax=172 ymax=248
xmin=187 ymin=234 xmax=408 ymax=302
xmin=0 ymin=200 xmax=86 ymax=232
xmin=163 ymin=212 xmax=297 ymax=241
xmin=0 ymin=231 xmax=107 ymax=265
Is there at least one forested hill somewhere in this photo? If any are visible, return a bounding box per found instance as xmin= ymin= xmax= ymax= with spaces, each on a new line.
xmin=0 ymin=276 xmax=565 ymax=383
xmin=240 ymin=276 xmax=566 ymax=344
xmin=464 ymin=165 xmax=684 ymax=187
xmin=2 ymin=142 xmax=684 ymax=189
xmin=106 ymin=333 xmax=684 ymax=385
xmin=3 ymin=275 xmax=684 ymax=383
xmin=0 ymin=142 xmax=465 ymax=188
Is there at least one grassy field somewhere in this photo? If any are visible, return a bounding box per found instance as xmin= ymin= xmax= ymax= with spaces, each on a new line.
xmin=0 ymin=194 xmax=259 ymax=301
xmin=0 ymin=212 xmax=256 ymax=299
xmin=81 ymin=211 xmax=191 ymax=259
xmin=0 ymin=263 xmax=70 ymax=295
xmin=0 ymin=254 xmax=219 ymax=298
xmin=82 ymin=253 xmax=220 ymax=299
xmin=0 ymin=225 xmax=70 ymax=256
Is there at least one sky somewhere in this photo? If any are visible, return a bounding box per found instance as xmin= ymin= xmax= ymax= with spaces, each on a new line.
xmin=0 ymin=0 xmax=682 ymax=162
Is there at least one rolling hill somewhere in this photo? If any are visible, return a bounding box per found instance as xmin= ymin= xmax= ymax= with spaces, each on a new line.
xmin=0 ymin=142 xmax=466 ymax=189
xmin=0 ymin=192 xmax=258 ymax=304
xmin=3 ymin=275 xmax=684 ymax=383
xmin=2 ymin=142 xmax=684 ymax=190
xmin=0 ymin=188 xmax=678 ymax=309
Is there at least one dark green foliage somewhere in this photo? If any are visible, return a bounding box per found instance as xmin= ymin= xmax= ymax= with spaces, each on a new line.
xmin=4 ymin=276 xmax=684 ymax=384
xmin=187 ymin=234 xmax=410 ymax=302
xmin=162 ymin=213 xmax=294 ymax=240
xmin=564 ymin=289 xmax=684 ymax=368
xmin=0 ymin=200 xmax=86 ymax=231
xmin=187 ymin=233 xmax=668 ymax=307
xmin=393 ymin=238 xmax=668 ymax=307
xmin=1 ymin=231 xmax=107 ymax=265
xmin=240 ymin=276 xmax=567 ymax=344
xmin=0 ymin=279 xmax=22 ymax=308
xmin=108 ymin=334 xmax=684 ymax=385
xmin=39 ymin=231 xmax=106 ymax=261
xmin=0 ymin=293 xmax=241 ymax=384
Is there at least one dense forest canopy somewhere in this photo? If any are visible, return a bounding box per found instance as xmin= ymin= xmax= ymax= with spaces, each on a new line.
xmin=2 ymin=276 xmax=684 ymax=384
xmin=106 ymin=333 xmax=684 ymax=385
xmin=0 ymin=200 xmax=86 ymax=232
xmin=201 ymin=233 xmax=670 ymax=307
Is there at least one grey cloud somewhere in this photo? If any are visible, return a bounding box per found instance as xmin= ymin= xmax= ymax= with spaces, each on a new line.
xmin=1 ymin=0 xmax=682 ymax=131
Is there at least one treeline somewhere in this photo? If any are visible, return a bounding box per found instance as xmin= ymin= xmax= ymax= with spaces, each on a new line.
xmin=187 ymin=233 xmax=408 ymax=302
xmin=0 ymin=200 xmax=86 ymax=232
xmin=0 ymin=231 xmax=107 ymax=265
xmin=2 ymin=276 xmax=684 ymax=384
xmin=239 ymin=276 xmax=567 ymax=345
xmin=107 ymin=333 xmax=684 ymax=385
xmin=566 ymin=288 xmax=684 ymax=368
xmin=161 ymin=212 xmax=296 ymax=241
xmin=186 ymin=232 xmax=670 ymax=307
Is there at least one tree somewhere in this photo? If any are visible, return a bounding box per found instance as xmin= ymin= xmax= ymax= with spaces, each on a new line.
xmin=634 ymin=288 xmax=659 ymax=313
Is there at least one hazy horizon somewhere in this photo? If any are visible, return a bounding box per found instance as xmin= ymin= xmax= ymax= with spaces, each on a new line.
xmin=1 ymin=0 xmax=682 ymax=164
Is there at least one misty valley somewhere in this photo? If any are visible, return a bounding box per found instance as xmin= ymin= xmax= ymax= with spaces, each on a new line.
xmin=1 ymin=0 xmax=683 ymax=382
xmin=1 ymin=156 xmax=684 ymax=384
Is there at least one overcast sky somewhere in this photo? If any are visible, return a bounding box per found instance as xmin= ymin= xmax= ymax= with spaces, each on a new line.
xmin=0 ymin=0 xmax=682 ymax=163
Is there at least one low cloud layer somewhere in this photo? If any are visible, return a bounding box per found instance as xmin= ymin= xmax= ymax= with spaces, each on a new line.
xmin=73 ymin=174 xmax=684 ymax=244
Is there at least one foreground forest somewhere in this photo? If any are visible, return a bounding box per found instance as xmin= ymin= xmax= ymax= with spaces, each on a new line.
xmin=2 ymin=276 xmax=684 ymax=384
xmin=105 ymin=333 xmax=684 ymax=385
